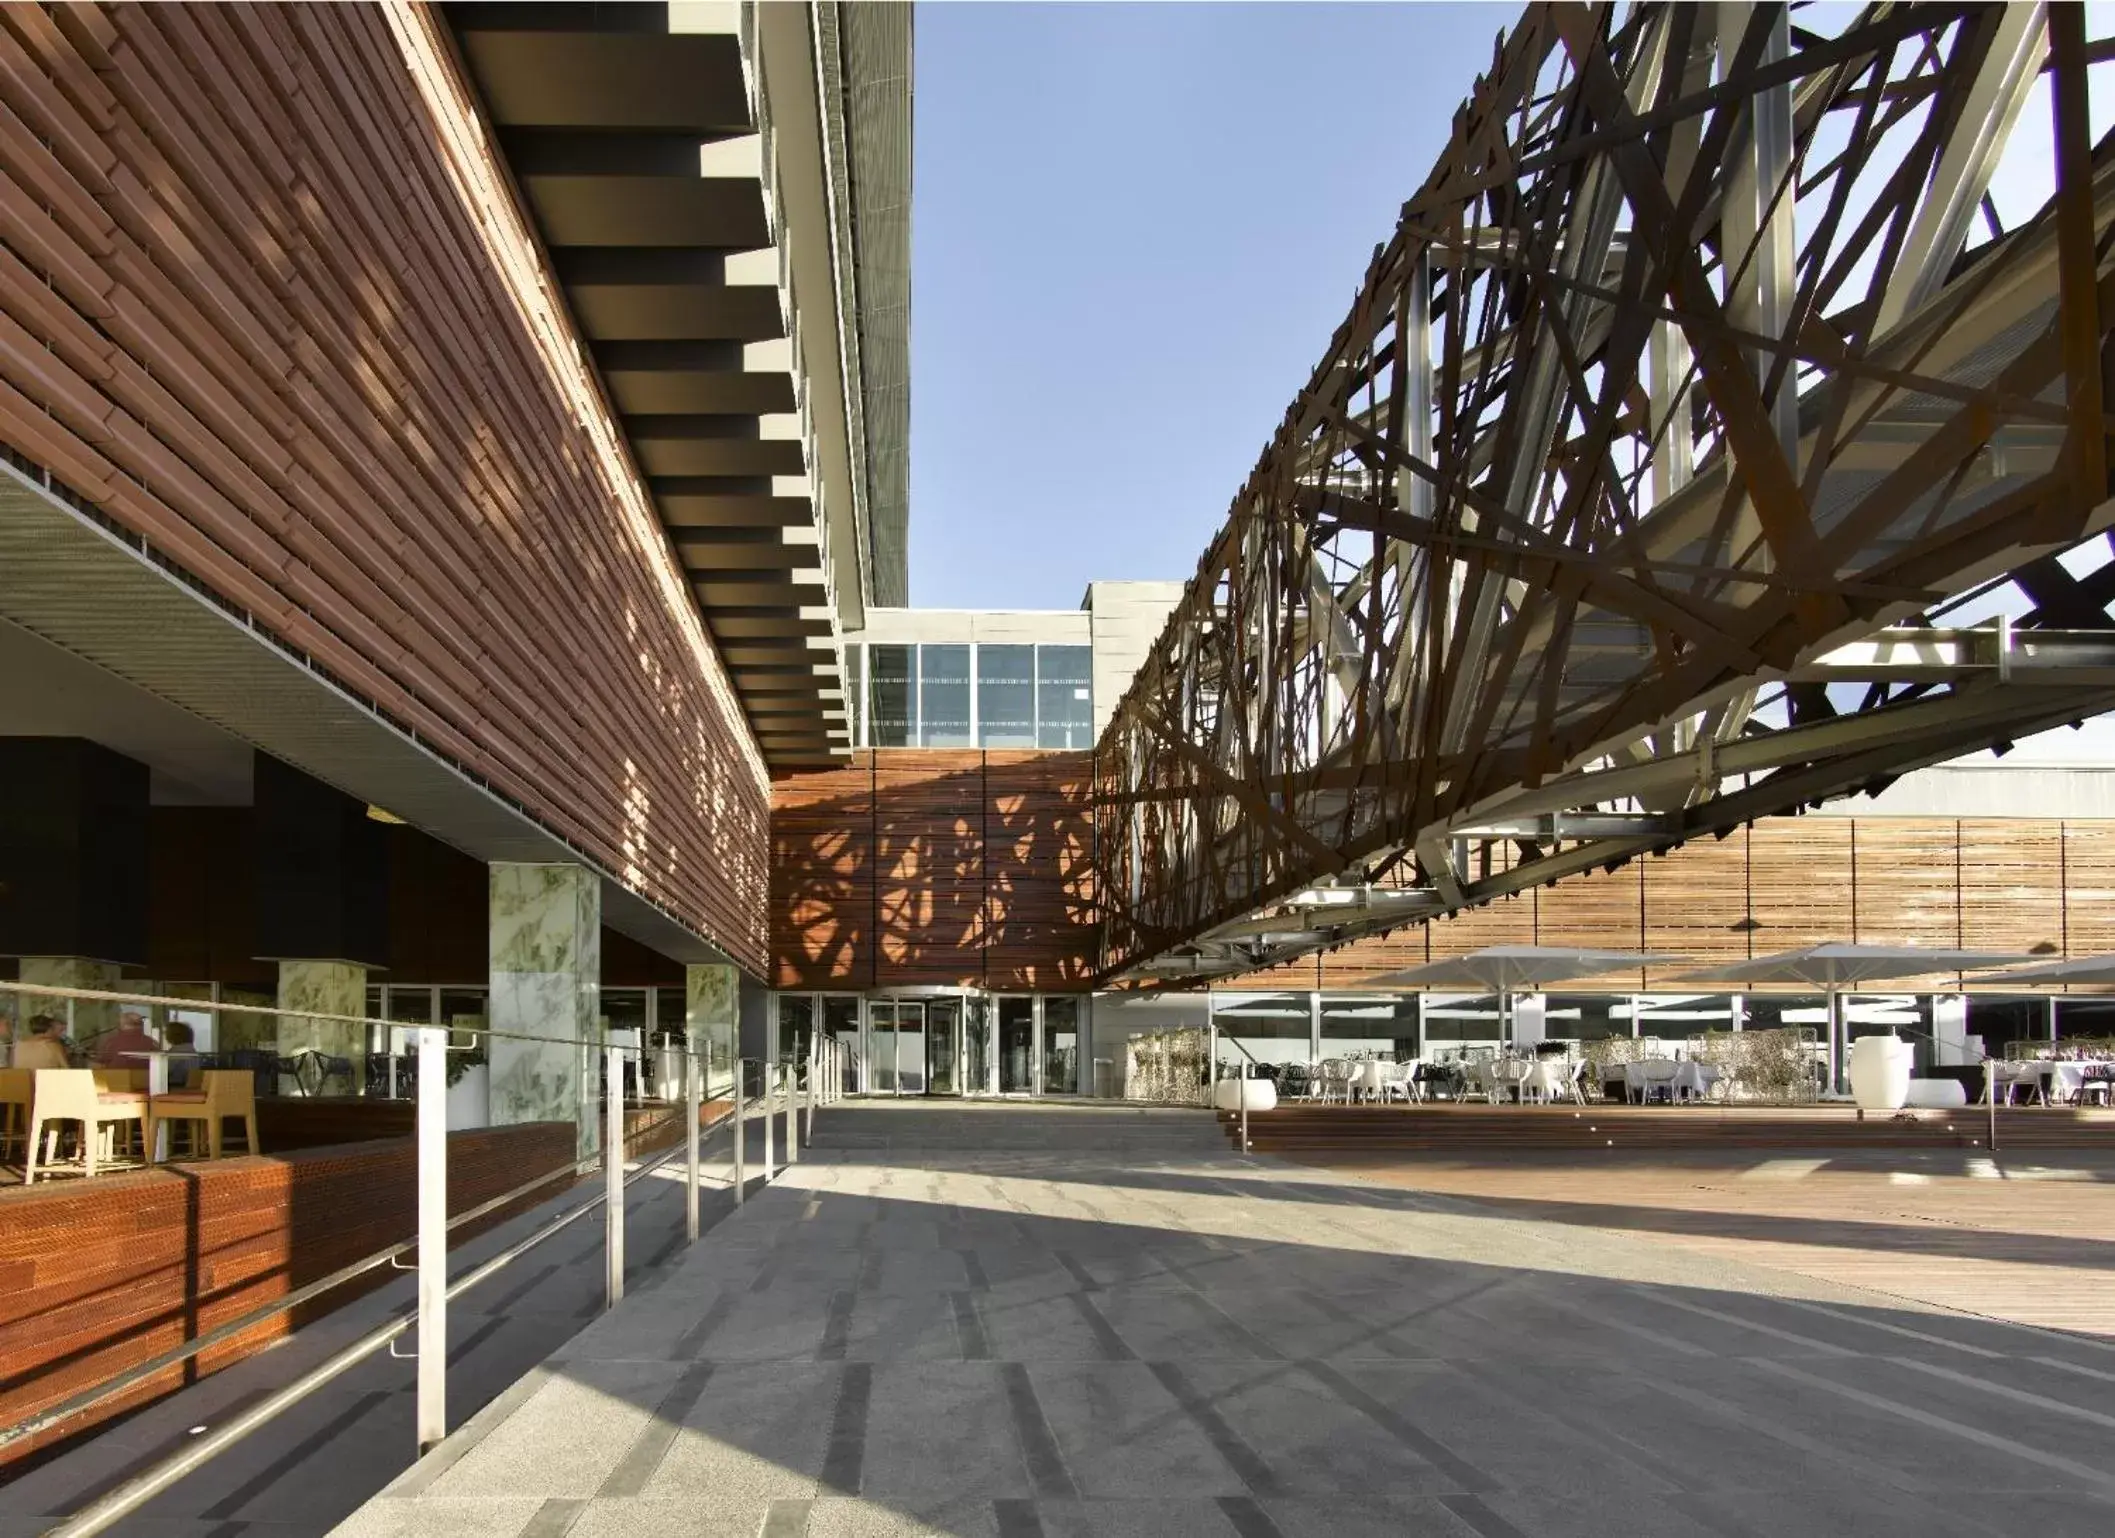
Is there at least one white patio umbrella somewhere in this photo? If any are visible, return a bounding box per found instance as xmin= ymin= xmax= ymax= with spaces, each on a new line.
xmin=1958 ymin=953 xmax=2115 ymax=986
xmin=1367 ymin=945 xmax=1684 ymax=1049
xmin=1677 ymin=944 xmax=2041 ymax=1089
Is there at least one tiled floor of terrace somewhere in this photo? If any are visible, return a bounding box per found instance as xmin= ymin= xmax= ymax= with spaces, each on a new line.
xmin=329 ymin=1102 xmax=2115 ymax=1538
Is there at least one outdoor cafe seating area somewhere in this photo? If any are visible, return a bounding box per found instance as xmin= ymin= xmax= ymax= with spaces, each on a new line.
xmin=0 ymin=1065 xmax=261 ymax=1184
xmin=1191 ymin=945 xmax=2115 ymax=1122
xmin=1274 ymin=1047 xmax=1727 ymax=1106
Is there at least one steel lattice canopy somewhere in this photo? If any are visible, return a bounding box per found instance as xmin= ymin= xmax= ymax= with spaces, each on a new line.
xmin=1094 ymin=2 xmax=2115 ymax=985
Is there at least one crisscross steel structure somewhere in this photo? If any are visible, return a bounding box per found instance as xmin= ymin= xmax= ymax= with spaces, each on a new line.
xmin=1095 ymin=2 xmax=2115 ymax=984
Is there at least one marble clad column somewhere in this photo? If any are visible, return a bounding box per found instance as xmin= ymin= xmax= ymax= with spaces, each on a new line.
xmin=18 ymin=957 xmax=123 ymax=1046
xmin=488 ymin=863 xmax=601 ymax=1160
xmin=686 ymin=963 xmax=738 ymax=1100
xmin=277 ymin=960 xmax=367 ymax=1074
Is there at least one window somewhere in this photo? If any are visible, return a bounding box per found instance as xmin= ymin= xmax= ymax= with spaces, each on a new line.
xmin=1968 ymin=995 xmax=2045 ymax=1057
xmin=1421 ymin=993 xmax=1503 ymax=1057
xmin=919 ymin=644 xmax=973 ymax=747
xmin=1634 ymin=993 xmax=1740 ymax=1040
xmin=1037 ymin=646 xmax=1093 ymax=748
xmin=1542 ymin=993 xmax=1632 ymax=1043
xmin=868 ymin=644 xmax=913 ymax=746
xmin=1212 ymin=992 xmax=1312 ymax=1071
xmin=1320 ymin=995 xmax=1415 ymax=1058
xmin=978 ymin=645 xmax=1037 ymax=747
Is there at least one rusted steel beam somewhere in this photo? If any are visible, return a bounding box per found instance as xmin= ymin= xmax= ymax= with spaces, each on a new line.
xmin=1096 ymin=2 xmax=2115 ymax=984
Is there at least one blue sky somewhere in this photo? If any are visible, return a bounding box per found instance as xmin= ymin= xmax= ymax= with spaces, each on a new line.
xmin=906 ymin=2 xmax=1505 ymax=610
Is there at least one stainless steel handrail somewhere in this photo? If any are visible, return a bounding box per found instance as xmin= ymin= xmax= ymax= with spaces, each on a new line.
xmin=33 ymin=1098 xmax=742 ymax=1538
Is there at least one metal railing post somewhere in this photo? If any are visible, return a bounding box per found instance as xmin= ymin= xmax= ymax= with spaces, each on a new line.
xmin=785 ymin=1061 xmax=800 ymax=1166
xmin=733 ymin=1054 xmax=746 ymax=1205
xmin=805 ymin=1043 xmax=817 ymax=1142
xmin=684 ymin=1044 xmax=702 ymax=1243
xmin=761 ymin=1057 xmax=774 ymax=1181
xmin=605 ymin=1040 xmax=625 ymax=1310
xmin=1987 ymin=1057 xmax=2000 ymax=1152
xmin=415 ymin=1026 xmax=447 ymax=1454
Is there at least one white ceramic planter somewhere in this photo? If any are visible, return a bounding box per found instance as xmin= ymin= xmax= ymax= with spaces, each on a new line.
xmin=448 ymin=1062 xmax=491 ymax=1129
xmin=1213 ymin=1077 xmax=1278 ymax=1112
xmin=1905 ymin=1077 xmax=1966 ymax=1109
xmin=1848 ymin=1035 xmax=1912 ymax=1113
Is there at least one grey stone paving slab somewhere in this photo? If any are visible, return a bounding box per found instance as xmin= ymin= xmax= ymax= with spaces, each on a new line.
xmin=130 ymin=1098 xmax=2113 ymax=1538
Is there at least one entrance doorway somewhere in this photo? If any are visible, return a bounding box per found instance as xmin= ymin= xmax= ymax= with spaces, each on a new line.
xmin=867 ymin=997 xmax=968 ymax=1096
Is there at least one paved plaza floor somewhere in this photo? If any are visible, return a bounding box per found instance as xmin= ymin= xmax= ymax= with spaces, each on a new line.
xmin=327 ymin=1102 xmax=2115 ymax=1538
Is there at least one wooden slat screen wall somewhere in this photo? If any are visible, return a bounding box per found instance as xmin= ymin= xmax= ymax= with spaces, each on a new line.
xmin=1324 ymin=816 xmax=2097 ymax=989
xmin=770 ymin=750 xmax=1094 ymax=989
xmin=0 ymin=6 xmax=768 ymax=970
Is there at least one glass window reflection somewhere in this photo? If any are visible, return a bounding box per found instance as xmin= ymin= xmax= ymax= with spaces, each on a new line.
xmin=868 ymin=644 xmax=912 ymax=747
xmin=978 ymin=645 xmax=1036 ymax=747
xmin=1037 ymin=646 xmax=1093 ymax=748
xmin=919 ymin=644 xmax=973 ymax=747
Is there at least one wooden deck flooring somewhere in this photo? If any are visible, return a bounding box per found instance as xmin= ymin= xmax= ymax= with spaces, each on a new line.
xmin=1299 ymin=1143 xmax=2115 ymax=1337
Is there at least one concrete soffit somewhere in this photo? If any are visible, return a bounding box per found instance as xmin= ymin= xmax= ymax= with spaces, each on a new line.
xmin=0 ymin=463 xmax=741 ymax=971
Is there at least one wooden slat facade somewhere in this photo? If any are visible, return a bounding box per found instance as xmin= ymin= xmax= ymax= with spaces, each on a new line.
xmin=775 ymin=755 xmax=2115 ymax=993
xmin=771 ymin=750 xmax=1094 ymax=990
xmin=0 ymin=5 xmax=768 ymax=971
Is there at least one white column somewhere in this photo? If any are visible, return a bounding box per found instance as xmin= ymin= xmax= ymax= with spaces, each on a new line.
xmin=487 ymin=863 xmax=601 ymax=1162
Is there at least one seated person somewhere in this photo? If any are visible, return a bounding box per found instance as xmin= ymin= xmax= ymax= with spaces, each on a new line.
xmin=14 ymin=1015 xmax=74 ymax=1071
xmin=96 ymin=1010 xmax=161 ymax=1069
xmin=163 ymin=1020 xmax=199 ymax=1089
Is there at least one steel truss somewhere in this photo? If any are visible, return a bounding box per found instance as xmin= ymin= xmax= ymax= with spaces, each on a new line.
xmin=1095 ymin=2 xmax=2115 ymax=984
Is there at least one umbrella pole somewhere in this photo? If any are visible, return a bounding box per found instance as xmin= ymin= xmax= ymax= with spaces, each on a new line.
xmin=1829 ymin=988 xmax=1843 ymax=1103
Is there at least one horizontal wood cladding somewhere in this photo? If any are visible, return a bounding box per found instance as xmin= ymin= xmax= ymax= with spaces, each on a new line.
xmin=0 ymin=5 xmax=767 ymax=970
xmin=1324 ymin=817 xmax=2096 ymax=989
xmin=774 ymin=748 xmax=2111 ymax=993
xmin=771 ymin=750 xmax=1094 ymax=990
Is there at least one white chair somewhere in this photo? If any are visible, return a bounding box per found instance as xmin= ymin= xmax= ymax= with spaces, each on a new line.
xmin=1318 ymin=1059 xmax=1352 ymax=1105
xmin=1632 ymin=1059 xmax=1679 ymax=1104
xmin=23 ymin=1069 xmax=148 ymax=1183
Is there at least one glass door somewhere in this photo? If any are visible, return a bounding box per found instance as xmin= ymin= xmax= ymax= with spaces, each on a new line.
xmin=926 ymin=999 xmax=962 ymax=1094
xmin=964 ymin=997 xmax=992 ymax=1095
xmin=870 ymin=1003 xmax=899 ymax=1094
xmin=998 ymin=997 xmax=1036 ymax=1094
xmin=1043 ymin=997 xmax=1080 ymax=1095
xmin=896 ymin=1002 xmax=928 ymax=1093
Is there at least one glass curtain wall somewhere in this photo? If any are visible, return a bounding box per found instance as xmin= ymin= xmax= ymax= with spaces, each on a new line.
xmin=868 ymin=644 xmax=913 ymax=747
xmin=919 ymin=645 xmax=973 ymax=747
xmin=1634 ymin=994 xmax=1740 ymax=1040
xmin=1037 ymin=647 xmax=1093 ymax=748
xmin=977 ymin=646 xmax=1036 ymax=747
xmin=846 ymin=642 xmax=1093 ymax=749
xmin=1540 ymin=994 xmax=1632 ymax=1043
xmin=1211 ymin=993 xmax=1312 ymax=1079
xmin=1420 ymin=994 xmax=1503 ymax=1058
xmin=1319 ymin=996 xmax=1417 ymax=1059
